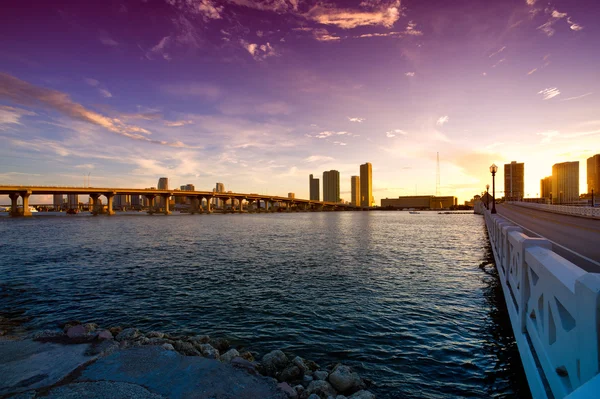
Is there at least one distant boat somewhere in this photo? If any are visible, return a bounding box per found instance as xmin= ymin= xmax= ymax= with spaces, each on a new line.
xmin=29 ymin=206 xmax=38 ymax=213
xmin=409 ymin=211 xmax=420 ymax=214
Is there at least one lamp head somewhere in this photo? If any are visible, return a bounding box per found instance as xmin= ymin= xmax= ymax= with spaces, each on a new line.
xmin=486 ymin=184 xmax=490 ymax=190
xmin=490 ymin=164 xmax=498 ymax=174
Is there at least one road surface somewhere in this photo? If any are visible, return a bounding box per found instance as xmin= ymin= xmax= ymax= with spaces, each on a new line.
xmin=496 ymin=203 xmax=600 ymax=272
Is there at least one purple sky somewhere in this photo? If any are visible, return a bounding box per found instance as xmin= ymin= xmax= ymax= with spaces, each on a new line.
xmin=1 ymin=0 xmax=598 ymax=203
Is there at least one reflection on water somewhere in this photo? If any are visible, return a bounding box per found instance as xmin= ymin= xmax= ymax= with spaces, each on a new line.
xmin=0 ymin=212 xmax=530 ymax=398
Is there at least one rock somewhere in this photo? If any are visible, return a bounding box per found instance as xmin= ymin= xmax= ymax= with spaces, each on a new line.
xmin=97 ymin=330 xmax=113 ymax=340
xmin=173 ymin=340 xmax=201 ymax=356
xmin=328 ymin=365 xmax=362 ymax=393
xmin=220 ymin=348 xmax=240 ymax=363
xmin=162 ymin=343 xmax=175 ymax=351
xmin=66 ymin=325 xmax=87 ymax=338
xmin=292 ymin=356 xmax=308 ymax=374
xmin=293 ymin=384 xmax=305 ymax=397
xmin=349 ymin=390 xmax=375 ymax=399
xmin=304 ymin=359 xmax=320 ymax=372
xmin=306 ymin=380 xmax=337 ymax=398
xmin=231 ymin=357 xmax=259 ymax=375
xmin=336 ymin=396 xmax=348 ymax=399
xmin=314 ymin=370 xmax=329 ymax=381
xmin=240 ymin=351 xmax=255 ymax=362
xmin=303 ymin=374 xmax=314 ymax=384
xmin=108 ymin=326 xmax=123 ymax=336
xmin=116 ymin=328 xmax=139 ymax=342
xmin=83 ymin=323 xmax=98 ymax=332
xmin=148 ymin=337 xmax=168 ymax=346
xmin=209 ymin=337 xmax=230 ymax=352
xmin=307 ymin=394 xmax=320 ymax=399
xmin=146 ymin=331 xmax=165 ymax=339
xmin=277 ymin=382 xmax=298 ymax=399
xmin=262 ymin=350 xmax=289 ymax=377
xmin=188 ymin=335 xmax=210 ymax=344
xmin=199 ymin=343 xmax=219 ymax=359
xmin=32 ymin=330 xmax=65 ymax=341
xmin=85 ymin=340 xmax=119 ymax=356
xmin=61 ymin=320 xmax=82 ymax=332
xmin=279 ymin=365 xmax=302 ymax=383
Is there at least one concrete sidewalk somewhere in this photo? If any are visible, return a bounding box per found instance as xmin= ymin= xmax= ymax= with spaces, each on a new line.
xmin=0 ymin=340 xmax=285 ymax=399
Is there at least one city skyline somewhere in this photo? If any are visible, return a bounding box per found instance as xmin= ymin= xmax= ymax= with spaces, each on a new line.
xmin=1 ymin=0 xmax=599 ymax=204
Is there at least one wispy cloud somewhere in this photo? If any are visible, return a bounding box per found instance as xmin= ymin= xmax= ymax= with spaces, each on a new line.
xmin=527 ymin=68 xmax=537 ymax=75
xmin=162 ymin=82 xmax=221 ymax=99
xmin=537 ymin=130 xmax=559 ymax=143
xmin=333 ymin=141 xmax=347 ymax=146
xmin=305 ymin=1 xmax=401 ymax=29
xmin=98 ymin=89 xmax=112 ymax=98
xmin=0 ymin=105 xmax=35 ymax=125
xmin=538 ymin=87 xmax=560 ymax=100
xmin=0 ymin=72 xmax=195 ymax=147
xmin=436 ymin=116 xmax=449 ymax=126
xmin=84 ymin=78 xmax=100 ymax=87
xmin=536 ymin=7 xmax=583 ymax=37
xmin=385 ymin=129 xmax=407 ymax=137
xmin=166 ymin=0 xmax=223 ymax=21
xmin=240 ymin=40 xmax=277 ymax=60
xmin=304 ymin=155 xmax=334 ymax=163
xmin=313 ymin=28 xmax=341 ymax=42
xmin=405 ymin=72 xmax=415 ymax=77
xmin=404 ymin=21 xmax=423 ymax=36
xmin=99 ymin=32 xmax=119 ymax=47
xmin=560 ymin=92 xmax=592 ymax=102
xmin=229 ymin=0 xmax=298 ymax=13
xmin=165 ymin=120 xmax=194 ymax=127
xmin=488 ymin=46 xmax=506 ymax=58
xmin=348 ymin=117 xmax=365 ymax=122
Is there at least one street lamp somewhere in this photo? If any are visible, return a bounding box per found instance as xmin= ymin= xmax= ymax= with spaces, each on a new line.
xmin=486 ymin=184 xmax=490 ymax=210
xmin=490 ymin=164 xmax=498 ymax=214
xmin=592 ymin=188 xmax=594 ymax=208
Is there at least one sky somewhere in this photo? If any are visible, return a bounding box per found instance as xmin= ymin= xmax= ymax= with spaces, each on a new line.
xmin=1 ymin=0 xmax=599 ymax=204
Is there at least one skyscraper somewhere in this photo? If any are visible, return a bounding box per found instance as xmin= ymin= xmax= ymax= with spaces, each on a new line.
xmin=504 ymin=161 xmax=524 ymax=201
xmin=540 ymin=176 xmax=552 ymax=200
xmin=360 ymin=162 xmax=373 ymax=207
xmin=53 ymin=194 xmax=63 ymax=210
xmin=67 ymin=194 xmax=79 ymax=210
xmin=157 ymin=177 xmax=169 ymax=209
xmin=351 ymin=176 xmax=360 ymax=206
xmin=215 ymin=182 xmax=225 ymax=208
xmin=323 ymin=170 xmax=340 ymax=202
xmin=588 ymin=154 xmax=600 ymax=194
xmin=309 ymin=174 xmax=320 ymax=201
xmin=552 ymin=161 xmax=579 ymax=204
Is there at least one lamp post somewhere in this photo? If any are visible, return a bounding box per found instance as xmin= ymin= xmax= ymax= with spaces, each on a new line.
xmin=490 ymin=164 xmax=498 ymax=214
xmin=486 ymin=184 xmax=490 ymax=210
xmin=592 ymin=188 xmax=595 ymax=207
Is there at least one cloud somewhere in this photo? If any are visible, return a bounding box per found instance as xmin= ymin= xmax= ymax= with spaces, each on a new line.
xmin=218 ymin=100 xmax=291 ymax=115
xmin=74 ymin=163 xmax=95 ymax=169
xmin=488 ymin=46 xmax=506 ymax=58
xmin=527 ymin=68 xmax=537 ymax=75
xmin=229 ymin=0 xmax=299 ymax=13
xmin=304 ymin=1 xmax=401 ymax=29
xmin=240 ymin=40 xmax=277 ymax=60
xmin=355 ymin=32 xmax=401 ymax=38
xmin=567 ymin=17 xmax=583 ymax=31
xmin=84 ymin=78 xmax=100 ymax=87
xmin=99 ymin=32 xmax=119 ymax=47
xmin=436 ymin=116 xmax=449 ymax=126
xmin=560 ymin=92 xmax=592 ymax=102
xmin=304 ymin=155 xmax=334 ymax=163
xmin=537 ymin=130 xmax=559 ymax=143
xmin=405 ymin=72 xmax=415 ymax=77
xmin=313 ymin=28 xmax=341 ymax=42
xmin=386 ymin=129 xmax=407 ymax=137
xmin=98 ymin=89 xmax=112 ymax=98
xmin=162 ymin=82 xmax=221 ymax=99
xmin=0 ymin=72 xmax=195 ymax=147
xmin=165 ymin=0 xmax=223 ymax=21
xmin=404 ymin=21 xmax=422 ymax=36
xmin=348 ymin=117 xmax=365 ymax=122
xmin=0 ymin=105 xmax=35 ymax=125
xmin=333 ymin=141 xmax=347 ymax=146
xmin=538 ymin=87 xmax=560 ymax=100
xmin=165 ymin=120 xmax=194 ymax=127
xmin=536 ymin=8 xmax=583 ymax=37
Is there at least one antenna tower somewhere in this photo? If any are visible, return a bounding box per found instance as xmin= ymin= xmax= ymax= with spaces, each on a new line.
xmin=436 ymin=152 xmax=440 ymax=196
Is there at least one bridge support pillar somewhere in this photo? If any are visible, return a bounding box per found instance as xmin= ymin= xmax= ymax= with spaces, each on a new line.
xmin=89 ymin=194 xmax=100 ymax=215
xmin=237 ymin=197 xmax=244 ymax=213
xmin=145 ymin=195 xmax=156 ymax=215
xmin=105 ymin=193 xmax=115 ymax=216
xmin=204 ymin=197 xmax=212 ymax=214
xmin=8 ymin=193 xmax=19 ymax=217
xmin=20 ymin=192 xmax=32 ymax=217
xmin=162 ymin=194 xmax=171 ymax=215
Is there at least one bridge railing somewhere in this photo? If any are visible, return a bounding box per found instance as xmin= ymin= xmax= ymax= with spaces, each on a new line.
xmin=478 ymin=202 xmax=600 ymax=398
xmin=507 ymin=201 xmax=600 ymax=219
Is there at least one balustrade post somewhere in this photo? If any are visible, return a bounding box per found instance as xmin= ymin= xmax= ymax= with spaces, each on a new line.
xmin=575 ymin=273 xmax=600 ymax=386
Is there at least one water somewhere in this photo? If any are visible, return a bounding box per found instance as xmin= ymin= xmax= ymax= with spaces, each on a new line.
xmin=0 ymin=212 xmax=530 ymax=398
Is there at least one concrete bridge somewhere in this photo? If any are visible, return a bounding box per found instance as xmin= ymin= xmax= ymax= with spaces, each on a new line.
xmin=0 ymin=185 xmax=364 ymax=216
xmin=475 ymin=200 xmax=600 ymax=398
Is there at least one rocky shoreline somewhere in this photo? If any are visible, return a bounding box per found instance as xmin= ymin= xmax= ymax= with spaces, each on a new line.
xmin=30 ymin=320 xmax=377 ymax=399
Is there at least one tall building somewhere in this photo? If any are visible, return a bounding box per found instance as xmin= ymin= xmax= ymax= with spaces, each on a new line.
xmin=540 ymin=176 xmax=552 ymax=200
xmin=552 ymin=161 xmax=579 ymax=204
xmin=131 ymin=195 xmax=141 ymax=209
xmin=180 ymin=184 xmax=195 ymax=191
xmin=67 ymin=194 xmax=79 ymax=210
xmin=504 ymin=161 xmax=524 ymax=201
xmin=53 ymin=194 xmax=63 ymax=210
xmin=309 ymin=174 xmax=320 ymax=201
xmin=288 ymin=193 xmax=295 ymax=199
xmin=588 ymin=154 xmax=600 ymax=194
xmin=350 ymin=176 xmax=360 ymax=206
xmin=323 ymin=170 xmax=340 ymax=202
xmin=360 ymin=162 xmax=373 ymax=207
xmin=113 ymin=194 xmax=129 ymax=209
xmin=157 ymin=177 xmax=169 ymax=209
xmin=215 ymin=182 xmax=225 ymax=208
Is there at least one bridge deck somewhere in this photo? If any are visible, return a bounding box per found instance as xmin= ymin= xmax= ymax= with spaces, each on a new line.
xmin=497 ymin=203 xmax=600 ymax=272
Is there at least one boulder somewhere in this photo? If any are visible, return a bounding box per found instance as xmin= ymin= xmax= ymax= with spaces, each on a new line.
xmin=314 ymin=370 xmax=328 ymax=381
xmin=86 ymin=340 xmax=119 ymax=356
xmin=188 ymin=335 xmax=210 ymax=344
xmin=199 ymin=343 xmax=220 ymax=359
xmin=349 ymin=391 xmax=375 ymax=399
xmin=307 ymin=395 xmax=320 ymax=399
xmin=148 ymin=337 xmax=168 ymax=345
xmin=66 ymin=325 xmax=87 ymax=338
xmin=336 ymin=396 xmax=348 ymax=399
xmin=292 ymin=356 xmax=308 ymax=374
xmin=231 ymin=357 xmax=259 ymax=375
xmin=277 ymin=382 xmax=298 ymax=399
xmin=279 ymin=365 xmax=302 ymax=383
xmin=209 ymin=337 xmax=230 ymax=352
xmin=173 ymin=341 xmax=201 ymax=356
xmin=306 ymin=380 xmax=337 ymax=398
xmin=83 ymin=323 xmax=98 ymax=332
xmin=108 ymin=326 xmax=123 ymax=336
xmin=293 ymin=384 xmax=305 ymax=397
xmin=220 ymin=348 xmax=240 ymax=363
xmin=162 ymin=343 xmax=175 ymax=351
xmin=328 ymin=365 xmax=361 ymax=393
xmin=97 ymin=330 xmax=113 ymax=340
xmin=32 ymin=330 xmax=65 ymax=341
xmin=303 ymin=375 xmax=314 ymax=384
xmin=61 ymin=320 xmax=82 ymax=332
xmin=240 ymin=351 xmax=255 ymax=362
xmin=262 ymin=350 xmax=289 ymax=377
xmin=116 ymin=328 xmax=139 ymax=342
xmin=146 ymin=331 xmax=165 ymax=339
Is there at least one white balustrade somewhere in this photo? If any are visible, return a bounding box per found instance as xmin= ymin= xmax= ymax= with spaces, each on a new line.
xmin=507 ymin=201 xmax=600 ymax=219
xmin=482 ymin=208 xmax=600 ymax=399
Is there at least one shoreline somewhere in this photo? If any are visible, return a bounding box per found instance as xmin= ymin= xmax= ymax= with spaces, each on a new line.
xmin=1 ymin=319 xmax=377 ymax=399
